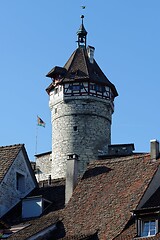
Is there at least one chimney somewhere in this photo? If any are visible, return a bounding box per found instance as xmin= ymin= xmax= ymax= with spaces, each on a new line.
xmin=65 ymin=154 xmax=79 ymax=204
xmin=87 ymin=45 xmax=95 ymax=64
xmin=150 ymin=139 xmax=159 ymax=160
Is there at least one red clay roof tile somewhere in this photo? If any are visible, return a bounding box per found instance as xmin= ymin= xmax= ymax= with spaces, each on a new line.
xmin=61 ymin=154 xmax=160 ymax=239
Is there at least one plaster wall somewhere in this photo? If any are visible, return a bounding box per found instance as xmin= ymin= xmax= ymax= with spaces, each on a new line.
xmin=0 ymin=150 xmax=36 ymax=217
xmin=35 ymin=153 xmax=52 ymax=182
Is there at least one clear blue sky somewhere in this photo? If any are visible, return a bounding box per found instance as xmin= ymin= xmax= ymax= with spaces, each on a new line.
xmin=0 ymin=1 xmax=160 ymax=160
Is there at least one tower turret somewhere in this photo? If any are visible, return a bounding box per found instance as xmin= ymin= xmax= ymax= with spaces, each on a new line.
xmin=77 ymin=15 xmax=87 ymax=48
xmin=46 ymin=16 xmax=118 ymax=179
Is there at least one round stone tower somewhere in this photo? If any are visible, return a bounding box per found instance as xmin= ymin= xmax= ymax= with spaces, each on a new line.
xmin=46 ymin=16 xmax=118 ymax=179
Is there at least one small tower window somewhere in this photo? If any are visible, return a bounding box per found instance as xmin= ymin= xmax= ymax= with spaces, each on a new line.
xmin=16 ymin=172 xmax=25 ymax=192
xmin=73 ymin=126 xmax=78 ymax=131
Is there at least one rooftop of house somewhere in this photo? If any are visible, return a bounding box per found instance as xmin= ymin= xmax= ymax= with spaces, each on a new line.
xmin=114 ymin=185 xmax=160 ymax=240
xmin=0 ymin=144 xmax=23 ymax=182
xmin=0 ymin=144 xmax=33 ymax=183
xmin=8 ymin=211 xmax=60 ymax=240
xmin=60 ymin=153 xmax=160 ymax=239
xmin=34 ymin=151 xmax=52 ymax=158
xmin=5 ymin=151 xmax=160 ymax=240
xmin=3 ymin=177 xmax=65 ymax=222
xmin=1 ymin=178 xmax=65 ymax=239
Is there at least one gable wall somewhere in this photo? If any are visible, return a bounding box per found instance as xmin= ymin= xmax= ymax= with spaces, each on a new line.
xmin=0 ymin=150 xmax=36 ymax=217
xmin=35 ymin=153 xmax=52 ymax=182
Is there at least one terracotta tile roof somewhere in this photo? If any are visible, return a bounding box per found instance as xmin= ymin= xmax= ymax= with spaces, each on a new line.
xmin=60 ymin=232 xmax=98 ymax=240
xmin=114 ymin=219 xmax=160 ymax=240
xmin=0 ymin=144 xmax=23 ymax=183
xmin=6 ymin=154 xmax=160 ymax=240
xmin=114 ymin=187 xmax=160 ymax=239
xmin=60 ymin=154 xmax=160 ymax=240
xmin=113 ymin=217 xmax=136 ymax=239
xmin=8 ymin=211 xmax=59 ymax=240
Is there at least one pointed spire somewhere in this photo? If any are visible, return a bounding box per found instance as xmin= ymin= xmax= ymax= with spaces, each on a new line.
xmin=77 ymin=15 xmax=87 ymax=48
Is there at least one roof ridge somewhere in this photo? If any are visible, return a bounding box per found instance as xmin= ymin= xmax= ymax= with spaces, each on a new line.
xmin=64 ymin=48 xmax=90 ymax=78
xmin=0 ymin=143 xmax=24 ymax=149
xmin=0 ymin=144 xmax=24 ymax=184
xmin=88 ymin=153 xmax=151 ymax=166
xmin=82 ymin=47 xmax=89 ymax=76
xmin=63 ymin=49 xmax=77 ymax=72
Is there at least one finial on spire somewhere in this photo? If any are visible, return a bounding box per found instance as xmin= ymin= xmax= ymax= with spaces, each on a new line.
xmin=81 ymin=14 xmax=84 ymax=22
xmin=77 ymin=15 xmax=87 ymax=48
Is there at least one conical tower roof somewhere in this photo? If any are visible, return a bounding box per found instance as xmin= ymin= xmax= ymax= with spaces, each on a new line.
xmin=46 ymin=16 xmax=118 ymax=98
xmin=46 ymin=47 xmax=118 ymax=97
xmin=63 ymin=47 xmax=118 ymax=96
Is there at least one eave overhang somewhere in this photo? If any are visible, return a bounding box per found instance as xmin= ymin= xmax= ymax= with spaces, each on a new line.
xmin=46 ymin=66 xmax=67 ymax=78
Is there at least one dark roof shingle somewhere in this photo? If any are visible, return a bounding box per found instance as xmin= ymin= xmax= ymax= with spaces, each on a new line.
xmin=46 ymin=47 xmax=118 ymax=97
xmin=8 ymin=211 xmax=59 ymax=240
xmin=0 ymin=144 xmax=23 ymax=182
xmin=6 ymin=179 xmax=65 ymax=239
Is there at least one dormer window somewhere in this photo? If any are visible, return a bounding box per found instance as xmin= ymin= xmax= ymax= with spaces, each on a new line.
xmin=22 ymin=196 xmax=52 ymax=219
xmin=134 ymin=208 xmax=159 ymax=238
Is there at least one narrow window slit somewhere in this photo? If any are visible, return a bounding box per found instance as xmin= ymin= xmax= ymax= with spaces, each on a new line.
xmin=73 ymin=126 xmax=78 ymax=131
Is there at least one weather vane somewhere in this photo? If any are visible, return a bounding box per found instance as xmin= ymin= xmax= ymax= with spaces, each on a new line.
xmin=80 ymin=5 xmax=86 ymax=17
xmin=81 ymin=6 xmax=86 ymax=9
xmin=81 ymin=5 xmax=86 ymax=15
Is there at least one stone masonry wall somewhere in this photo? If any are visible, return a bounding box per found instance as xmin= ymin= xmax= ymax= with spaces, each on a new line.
xmin=35 ymin=152 xmax=52 ymax=182
xmin=50 ymin=95 xmax=113 ymax=179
